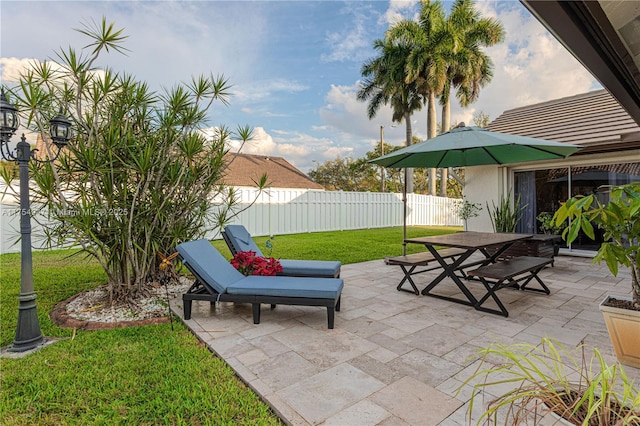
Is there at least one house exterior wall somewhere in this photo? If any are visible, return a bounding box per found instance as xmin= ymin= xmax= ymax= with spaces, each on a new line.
xmin=465 ymin=165 xmax=502 ymax=232
xmin=463 ymin=148 xmax=640 ymax=233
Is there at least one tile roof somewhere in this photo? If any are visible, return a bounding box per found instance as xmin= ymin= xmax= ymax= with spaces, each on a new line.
xmin=487 ymin=89 xmax=640 ymax=153
xmin=32 ymin=136 xmax=323 ymax=190
xmin=222 ymin=153 xmax=324 ymax=190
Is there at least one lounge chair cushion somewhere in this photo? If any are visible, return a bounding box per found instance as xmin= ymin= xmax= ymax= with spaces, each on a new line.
xmin=227 ymin=276 xmax=343 ymax=299
xmin=224 ymin=225 xmax=264 ymax=255
xmin=176 ymin=239 xmax=246 ymax=294
xmin=279 ymin=259 xmax=341 ymax=278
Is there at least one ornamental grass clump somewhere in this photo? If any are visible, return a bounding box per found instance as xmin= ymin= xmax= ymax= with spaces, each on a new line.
xmin=231 ymin=251 xmax=283 ymax=276
xmin=460 ymin=338 xmax=640 ymax=425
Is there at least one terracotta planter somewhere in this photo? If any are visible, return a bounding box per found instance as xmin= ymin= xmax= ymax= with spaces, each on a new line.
xmin=599 ymin=295 xmax=640 ymax=368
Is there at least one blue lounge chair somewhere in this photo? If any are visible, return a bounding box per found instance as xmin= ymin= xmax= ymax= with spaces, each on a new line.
xmin=176 ymin=239 xmax=344 ymax=329
xmin=222 ymin=225 xmax=341 ymax=278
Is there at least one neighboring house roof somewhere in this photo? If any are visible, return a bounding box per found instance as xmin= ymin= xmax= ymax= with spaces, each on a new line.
xmin=222 ymin=153 xmax=324 ymax=190
xmin=487 ymin=89 xmax=640 ymax=154
xmin=31 ymin=135 xmax=322 ymax=190
xmin=520 ymin=1 xmax=640 ymax=125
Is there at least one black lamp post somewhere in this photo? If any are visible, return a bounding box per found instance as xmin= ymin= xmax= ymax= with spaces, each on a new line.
xmin=0 ymin=89 xmax=71 ymax=352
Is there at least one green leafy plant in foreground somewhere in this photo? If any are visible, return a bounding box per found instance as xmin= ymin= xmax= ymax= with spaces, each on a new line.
xmin=553 ymin=182 xmax=640 ymax=307
xmin=461 ymin=338 xmax=640 ymax=425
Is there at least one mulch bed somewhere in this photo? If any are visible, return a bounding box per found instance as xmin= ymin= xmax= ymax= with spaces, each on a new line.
xmin=50 ymin=292 xmax=172 ymax=331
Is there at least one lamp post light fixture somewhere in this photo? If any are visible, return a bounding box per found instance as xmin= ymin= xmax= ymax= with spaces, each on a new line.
xmin=0 ymin=89 xmax=72 ymax=352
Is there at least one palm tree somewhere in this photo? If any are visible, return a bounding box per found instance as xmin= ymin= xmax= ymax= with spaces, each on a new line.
xmin=358 ymin=36 xmax=423 ymax=193
xmin=438 ymin=0 xmax=505 ymax=195
xmin=387 ymin=0 xmax=448 ymax=195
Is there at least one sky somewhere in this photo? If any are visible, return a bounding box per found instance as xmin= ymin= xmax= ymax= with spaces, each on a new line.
xmin=0 ymin=0 xmax=600 ymax=172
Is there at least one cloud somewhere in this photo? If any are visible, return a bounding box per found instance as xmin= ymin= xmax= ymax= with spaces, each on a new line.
xmin=322 ymin=4 xmax=374 ymax=63
xmin=234 ymin=79 xmax=308 ymax=105
xmin=1 ymin=1 xmax=604 ymax=176
xmin=323 ymin=28 xmax=369 ymax=63
xmin=320 ymin=83 xmax=425 ymax=148
xmin=385 ymin=0 xmax=419 ymax=25
xmin=1 ymin=1 xmax=269 ymax=94
xmin=0 ymin=55 xmax=110 ymax=106
xmin=448 ymin=2 xmax=597 ymax=125
xmin=224 ymin=126 xmax=353 ymax=172
xmin=321 ymin=84 xmax=392 ymax=135
xmin=0 ymin=58 xmax=36 ymax=83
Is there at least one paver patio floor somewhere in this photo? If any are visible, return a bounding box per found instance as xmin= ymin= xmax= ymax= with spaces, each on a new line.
xmin=170 ymin=255 xmax=639 ymax=425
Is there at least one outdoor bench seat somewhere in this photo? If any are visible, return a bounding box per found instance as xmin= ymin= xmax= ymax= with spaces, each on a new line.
xmin=385 ymin=248 xmax=467 ymax=295
xmin=223 ymin=225 xmax=341 ymax=278
xmin=176 ymin=239 xmax=343 ymax=329
xmin=466 ymin=255 xmax=552 ymax=317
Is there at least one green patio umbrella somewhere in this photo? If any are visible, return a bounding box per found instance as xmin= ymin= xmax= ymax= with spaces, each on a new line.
xmin=369 ymin=125 xmax=582 ymax=168
xmin=369 ymin=124 xmax=583 ymax=254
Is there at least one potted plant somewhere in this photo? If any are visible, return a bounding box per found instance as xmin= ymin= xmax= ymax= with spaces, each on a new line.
xmin=461 ymin=338 xmax=640 ymax=425
xmin=537 ymin=211 xmax=566 ymax=235
xmin=553 ymin=182 xmax=640 ymax=368
xmin=536 ymin=211 xmax=566 ymax=257
xmin=456 ymin=197 xmax=482 ymax=231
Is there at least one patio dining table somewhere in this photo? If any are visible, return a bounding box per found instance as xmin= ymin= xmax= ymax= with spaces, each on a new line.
xmin=404 ymin=231 xmax=534 ymax=312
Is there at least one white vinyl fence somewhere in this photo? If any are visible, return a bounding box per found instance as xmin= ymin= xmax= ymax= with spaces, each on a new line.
xmin=1 ymin=188 xmax=463 ymax=254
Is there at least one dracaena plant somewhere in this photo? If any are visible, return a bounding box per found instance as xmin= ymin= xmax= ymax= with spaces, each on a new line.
xmin=553 ymin=182 xmax=640 ymax=308
xmin=1 ymin=18 xmax=258 ymax=303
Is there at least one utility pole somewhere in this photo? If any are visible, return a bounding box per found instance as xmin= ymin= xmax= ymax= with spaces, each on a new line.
xmin=379 ymin=125 xmax=385 ymax=192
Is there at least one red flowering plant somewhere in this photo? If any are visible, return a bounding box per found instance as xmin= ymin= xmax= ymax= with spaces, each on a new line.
xmin=230 ymin=251 xmax=283 ymax=276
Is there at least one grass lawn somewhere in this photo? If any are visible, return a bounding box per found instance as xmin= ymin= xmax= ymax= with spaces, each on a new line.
xmin=0 ymin=226 xmax=459 ymax=425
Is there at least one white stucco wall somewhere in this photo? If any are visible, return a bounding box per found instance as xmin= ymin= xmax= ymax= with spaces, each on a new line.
xmin=463 ymin=165 xmax=504 ymax=232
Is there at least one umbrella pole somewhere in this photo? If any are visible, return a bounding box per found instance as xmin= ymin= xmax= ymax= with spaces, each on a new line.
xmin=403 ymin=168 xmax=407 ymax=256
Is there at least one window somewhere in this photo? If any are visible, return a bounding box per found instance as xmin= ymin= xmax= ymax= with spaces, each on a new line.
xmin=515 ymin=162 xmax=640 ymax=251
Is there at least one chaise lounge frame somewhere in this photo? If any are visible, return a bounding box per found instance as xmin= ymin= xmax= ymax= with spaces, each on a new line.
xmin=177 ymin=239 xmax=343 ymax=329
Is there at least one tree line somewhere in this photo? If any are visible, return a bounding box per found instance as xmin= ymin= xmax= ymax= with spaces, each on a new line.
xmin=308 ymin=112 xmax=489 ymax=198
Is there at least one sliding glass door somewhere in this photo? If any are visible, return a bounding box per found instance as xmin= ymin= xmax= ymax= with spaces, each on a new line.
xmin=515 ymin=162 xmax=640 ymax=251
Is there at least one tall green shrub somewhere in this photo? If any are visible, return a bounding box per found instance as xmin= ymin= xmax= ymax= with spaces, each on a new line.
xmin=486 ymin=189 xmax=526 ymax=232
xmin=3 ymin=19 xmax=254 ymax=302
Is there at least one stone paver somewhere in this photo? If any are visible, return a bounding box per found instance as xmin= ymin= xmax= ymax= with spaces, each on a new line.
xmin=278 ymin=363 xmax=385 ymax=424
xmin=370 ymin=376 xmax=462 ymax=425
xmin=170 ymin=255 xmax=640 ymax=425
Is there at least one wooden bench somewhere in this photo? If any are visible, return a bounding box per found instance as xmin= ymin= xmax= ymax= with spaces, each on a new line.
xmin=385 ymin=248 xmax=467 ymax=295
xmin=466 ymin=256 xmax=553 ymax=317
